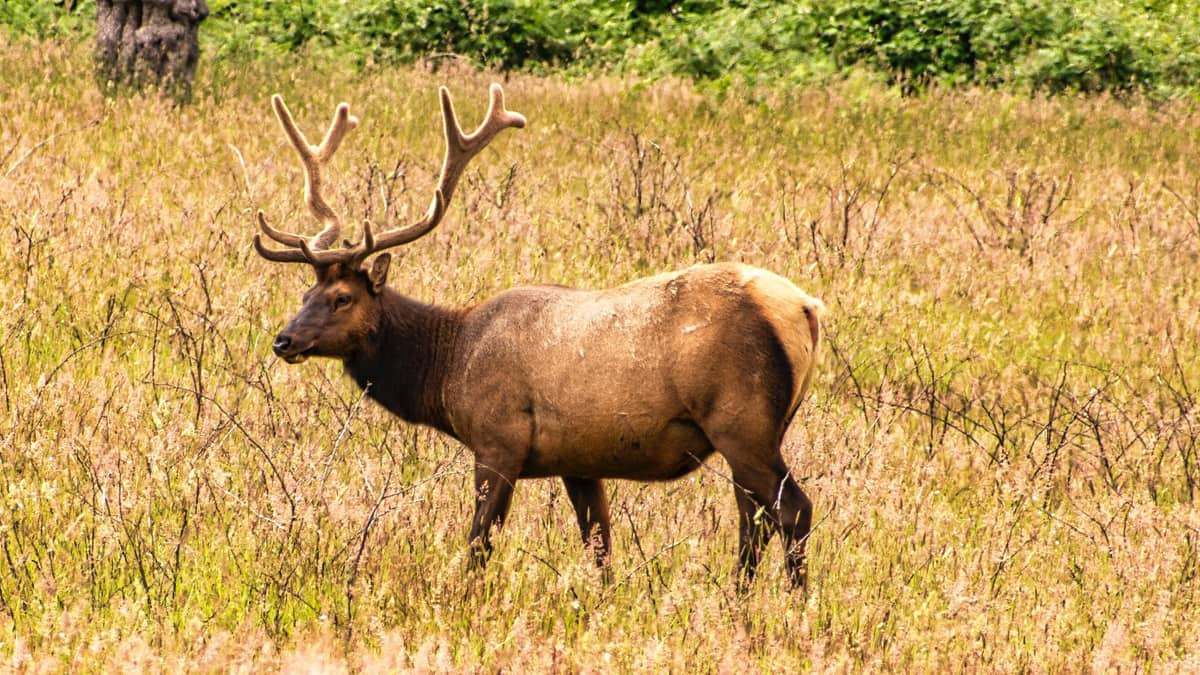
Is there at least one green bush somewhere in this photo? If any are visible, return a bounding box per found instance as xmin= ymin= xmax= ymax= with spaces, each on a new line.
xmin=347 ymin=0 xmax=628 ymax=71
xmin=3 ymin=0 xmax=1199 ymax=97
xmin=632 ymin=0 xmax=1197 ymax=96
xmin=0 ymin=0 xmax=93 ymax=39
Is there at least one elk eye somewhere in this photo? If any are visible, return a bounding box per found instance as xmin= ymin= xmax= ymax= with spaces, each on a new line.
xmin=334 ymin=294 xmax=353 ymax=308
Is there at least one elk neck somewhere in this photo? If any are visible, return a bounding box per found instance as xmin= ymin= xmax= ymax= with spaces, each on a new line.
xmin=342 ymin=287 xmax=464 ymax=439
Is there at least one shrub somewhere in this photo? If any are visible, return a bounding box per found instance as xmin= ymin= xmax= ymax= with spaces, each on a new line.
xmin=2 ymin=0 xmax=1198 ymax=97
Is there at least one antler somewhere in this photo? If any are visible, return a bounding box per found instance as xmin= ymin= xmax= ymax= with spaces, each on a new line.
xmin=254 ymin=95 xmax=358 ymax=264
xmin=254 ymin=84 xmax=526 ymax=267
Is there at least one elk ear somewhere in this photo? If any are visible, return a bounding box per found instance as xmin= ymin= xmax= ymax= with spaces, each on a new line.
xmin=367 ymin=253 xmax=391 ymax=294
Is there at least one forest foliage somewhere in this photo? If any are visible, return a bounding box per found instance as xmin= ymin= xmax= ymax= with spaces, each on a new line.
xmin=4 ymin=0 xmax=1200 ymax=97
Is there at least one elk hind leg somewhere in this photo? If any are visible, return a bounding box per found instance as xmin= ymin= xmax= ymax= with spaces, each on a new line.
xmin=716 ymin=433 xmax=813 ymax=590
xmin=735 ymin=484 xmax=777 ymax=591
xmin=774 ymin=471 xmax=813 ymax=590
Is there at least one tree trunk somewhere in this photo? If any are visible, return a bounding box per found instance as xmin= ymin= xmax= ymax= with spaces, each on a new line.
xmin=95 ymin=0 xmax=209 ymax=103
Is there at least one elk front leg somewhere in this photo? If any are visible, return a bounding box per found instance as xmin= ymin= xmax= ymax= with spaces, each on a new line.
xmin=562 ymin=477 xmax=612 ymax=567
xmin=469 ymin=461 xmax=518 ymax=568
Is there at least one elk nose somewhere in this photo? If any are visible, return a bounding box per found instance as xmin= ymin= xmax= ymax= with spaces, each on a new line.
xmin=272 ymin=334 xmax=293 ymax=356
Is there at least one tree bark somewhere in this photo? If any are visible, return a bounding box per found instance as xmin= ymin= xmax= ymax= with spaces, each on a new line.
xmin=95 ymin=0 xmax=208 ymax=103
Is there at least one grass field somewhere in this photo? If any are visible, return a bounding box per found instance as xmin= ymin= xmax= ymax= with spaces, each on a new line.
xmin=1 ymin=36 xmax=1199 ymax=671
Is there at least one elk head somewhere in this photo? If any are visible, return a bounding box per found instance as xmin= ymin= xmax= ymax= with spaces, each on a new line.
xmin=254 ymin=85 xmax=526 ymax=363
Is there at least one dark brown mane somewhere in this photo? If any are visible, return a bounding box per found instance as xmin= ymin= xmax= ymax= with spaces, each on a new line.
xmin=343 ymin=289 xmax=463 ymax=438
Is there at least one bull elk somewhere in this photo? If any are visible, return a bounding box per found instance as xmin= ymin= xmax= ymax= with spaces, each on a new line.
xmin=253 ymin=84 xmax=825 ymax=589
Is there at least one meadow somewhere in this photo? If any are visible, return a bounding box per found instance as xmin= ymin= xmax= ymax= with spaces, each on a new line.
xmin=1 ymin=36 xmax=1199 ymax=671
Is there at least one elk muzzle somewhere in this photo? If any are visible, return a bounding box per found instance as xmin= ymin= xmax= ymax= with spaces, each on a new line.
xmin=272 ymin=332 xmax=312 ymax=363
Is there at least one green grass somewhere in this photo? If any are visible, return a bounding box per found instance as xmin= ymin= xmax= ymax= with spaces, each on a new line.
xmin=1 ymin=35 xmax=1199 ymax=670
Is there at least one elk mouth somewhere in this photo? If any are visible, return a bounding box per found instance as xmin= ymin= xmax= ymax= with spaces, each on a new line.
xmin=281 ymin=348 xmax=313 ymax=364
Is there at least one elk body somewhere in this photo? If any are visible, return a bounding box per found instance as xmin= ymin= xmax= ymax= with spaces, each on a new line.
xmin=254 ymin=85 xmax=825 ymax=589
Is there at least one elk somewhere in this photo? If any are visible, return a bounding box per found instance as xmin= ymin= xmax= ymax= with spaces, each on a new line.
xmin=253 ymin=84 xmax=825 ymax=589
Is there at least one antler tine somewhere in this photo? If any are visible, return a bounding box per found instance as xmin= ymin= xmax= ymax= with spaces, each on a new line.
xmin=255 ymin=209 xmax=346 ymax=265
xmin=359 ymin=84 xmax=525 ymax=255
xmin=271 ymin=94 xmax=359 ymax=252
xmin=436 ymin=83 xmax=527 ymax=206
xmin=253 ymin=233 xmax=311 ymax=263
xmin=256 ymin=210 xmax=305 ymax=247
xmin=360 ymin=218 xmax=376 ymax=252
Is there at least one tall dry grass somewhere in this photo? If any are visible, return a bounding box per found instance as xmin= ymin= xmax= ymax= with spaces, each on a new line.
xmin=1 ymin=36 xmax=1198 ymax=671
